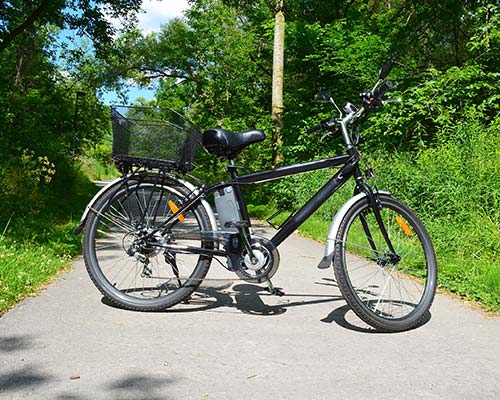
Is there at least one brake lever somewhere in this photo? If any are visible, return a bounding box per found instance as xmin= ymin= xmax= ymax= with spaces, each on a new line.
xmin=382 ymin=98 xmax=402 ymax=105
xmin=319 ymin=132 xmax=332 ymax=142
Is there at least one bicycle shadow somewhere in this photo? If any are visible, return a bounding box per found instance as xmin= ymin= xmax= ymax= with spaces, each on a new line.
xmin=101 ymin=278 xmax=432 ymax=333
xmin=101 ymin=279 xmax=343 ymax=317
xmin=321 ymin=304 xmax=432 ymax=333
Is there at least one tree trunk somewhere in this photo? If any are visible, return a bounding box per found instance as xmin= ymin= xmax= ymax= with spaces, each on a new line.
xmin=271 ymin=0 xmax=285 ymax=165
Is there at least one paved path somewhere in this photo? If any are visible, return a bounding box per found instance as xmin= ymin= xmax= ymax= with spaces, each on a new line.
xmin=1 ymin=224 xmax=500 ymax=399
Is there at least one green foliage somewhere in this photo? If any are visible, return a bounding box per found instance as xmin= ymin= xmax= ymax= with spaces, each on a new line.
xmin=0 ymin=172 xmax=98 ymax=314
xmin=363 ymin=64 xmax=500 ymax=151
xmin=0 ymin=0 xmax=143 ymax=54
xmin=0 ymin=150 xmax=56 ymax=214
xmin=0 ymin=6 xmax=116 ymax=217
xmin=2 ymin=0 xmax=500 ymax=313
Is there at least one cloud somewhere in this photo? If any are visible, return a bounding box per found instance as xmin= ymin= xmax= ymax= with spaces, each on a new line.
xmin=138 ymin=0 xmax=189 ymax=34
xmin=106 ymin=0 xmax=188 ymax=35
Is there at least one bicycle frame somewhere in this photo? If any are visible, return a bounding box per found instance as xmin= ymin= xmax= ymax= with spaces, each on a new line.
xmin=229 ymin=153 xmax=358 ymax=247
xmin=149 ymin=149 xmax=363 ymax=256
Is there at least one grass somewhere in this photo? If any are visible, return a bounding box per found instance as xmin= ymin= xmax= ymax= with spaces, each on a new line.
xmin=0 ymin=232 xmax=73 ymax=313
xmin=247 ymin=120 xmax=500 ymax=312
xmin=78 ymin=156 xmax=120 ymax=181
xmin=0 ymin=171 xmax=98 ymax=315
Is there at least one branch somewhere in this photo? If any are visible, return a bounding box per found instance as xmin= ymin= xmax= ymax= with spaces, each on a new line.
xmin=137 ymin=68 xmax=191 ymax=81
xmin=0 ymin=0 xmax=52 ymax=52
xmin=249 ymin=52 xmax=272 ymax=78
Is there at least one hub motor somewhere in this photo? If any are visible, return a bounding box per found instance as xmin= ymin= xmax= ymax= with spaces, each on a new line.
xmin=234 ymin=236 xmax=280 ymax=283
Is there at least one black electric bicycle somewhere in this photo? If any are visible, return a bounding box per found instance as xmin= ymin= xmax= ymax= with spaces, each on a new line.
xmin=75 ymin=61 xmax=437 ymax=332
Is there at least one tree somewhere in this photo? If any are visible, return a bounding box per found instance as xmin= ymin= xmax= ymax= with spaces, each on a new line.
xmin=271 ymin=0 xmax=285 ymax=165
xmin=0 ymin=0 xmax=145 ymax=216
xmin=0 ymin=0 xmax=142 ymax=54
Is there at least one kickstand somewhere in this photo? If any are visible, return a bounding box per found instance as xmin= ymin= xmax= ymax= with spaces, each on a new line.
xmin=266 ymin=280 xmax=285 ymax=296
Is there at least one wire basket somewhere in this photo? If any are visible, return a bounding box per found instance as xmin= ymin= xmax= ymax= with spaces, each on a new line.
xmin=111 ymin=106 xmax=202 ymax=171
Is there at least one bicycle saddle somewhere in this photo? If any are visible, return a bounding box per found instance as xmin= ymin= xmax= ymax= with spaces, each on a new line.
xmin=202 ymin=128 xmax=266 ymax=159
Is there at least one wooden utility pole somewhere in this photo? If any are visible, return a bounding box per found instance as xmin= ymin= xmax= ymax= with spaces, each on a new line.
xmin=271 ymin=0 xmax=285 ymax=165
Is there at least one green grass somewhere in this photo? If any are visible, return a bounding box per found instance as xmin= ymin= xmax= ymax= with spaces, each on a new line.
xmin=78 ymin=156 xmax=120 ymax=181
xmin=0 ymin=233 xmax=73 ymax=312
xmin=248 ymin=119 xmax=500 ymax=311
xmin=0 ymin=172 xmax=98 ymax=315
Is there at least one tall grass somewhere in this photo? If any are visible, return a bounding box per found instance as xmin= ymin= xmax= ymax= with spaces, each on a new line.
xmin=251 ymin=118 xmax=500 ymax=310
xmin=370 ymin=119 xmax=500 ymax=308
xmin=0 ymin=170 xmax=98 ymax=315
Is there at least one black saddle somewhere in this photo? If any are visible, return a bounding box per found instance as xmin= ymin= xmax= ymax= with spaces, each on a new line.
xmin=202 ymin=128 xmax=266 ymax=159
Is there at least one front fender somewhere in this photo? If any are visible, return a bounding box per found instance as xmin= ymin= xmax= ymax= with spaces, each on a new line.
xmin=317 ymin=191 xmax=391 ymax=269
xmin=73 ymin=172 xmax=218 ymax=236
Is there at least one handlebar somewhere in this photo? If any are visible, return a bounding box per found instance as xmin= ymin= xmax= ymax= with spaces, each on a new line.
xmin=307 ymin=70 xmax=397 ymax=136
xmin=306 ymin=119 xmax=338 ymax=134
xmin=373 ymin=80 xmax=394 ymax=99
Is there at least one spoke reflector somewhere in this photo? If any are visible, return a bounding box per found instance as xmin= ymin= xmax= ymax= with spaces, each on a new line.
xmin=168 ymin=200 xmax=185 ymax=222
xmin=396 ymin=216 xmax=413 ymax=237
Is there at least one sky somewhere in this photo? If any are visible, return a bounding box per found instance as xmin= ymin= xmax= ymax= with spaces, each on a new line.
xmin=102 ymin=0 xmax=189 ymax=105
xmin=136 ymin=0 xmax=189 ymax=34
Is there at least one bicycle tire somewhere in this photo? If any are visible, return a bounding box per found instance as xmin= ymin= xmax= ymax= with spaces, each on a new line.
xmin=83 ymin=176 xmax=213 ymax=311
xmin=334 ymin=194 xmax=437 ymax=332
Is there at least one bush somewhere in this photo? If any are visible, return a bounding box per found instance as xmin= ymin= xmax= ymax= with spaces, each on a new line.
xmin=0 ymin=149 xmax=56 ymax=215
xmin=252 ymin=117 xmax=500 ymax=309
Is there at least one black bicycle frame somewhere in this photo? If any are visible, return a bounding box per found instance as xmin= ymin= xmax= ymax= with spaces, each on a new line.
xmin=152 ymin=151 xmax=361 ymax=252
xmin=232 ymin=154 xmax=358 ymax=247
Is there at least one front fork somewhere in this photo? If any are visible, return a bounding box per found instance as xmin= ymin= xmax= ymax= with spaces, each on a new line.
xmin=354 ymin=172 xmax=398 ymax=262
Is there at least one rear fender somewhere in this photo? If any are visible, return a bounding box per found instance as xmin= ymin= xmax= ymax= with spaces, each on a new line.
xmin=73 ymin=172 xmax=218 ymax=236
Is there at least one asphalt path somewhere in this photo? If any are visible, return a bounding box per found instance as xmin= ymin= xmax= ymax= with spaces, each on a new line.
xmin=1 ymin=223 xmax=500 ymax=399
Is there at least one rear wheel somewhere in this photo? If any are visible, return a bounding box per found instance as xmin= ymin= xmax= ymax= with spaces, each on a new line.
xmin=334 ymin=194 xmax=437 ymax=332
xmin=83 ymin=176 xmax=213 ymax=311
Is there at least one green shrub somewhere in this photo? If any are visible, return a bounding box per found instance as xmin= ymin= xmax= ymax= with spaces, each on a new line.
xmin=250 ymin=117 xmax=500 ymax=310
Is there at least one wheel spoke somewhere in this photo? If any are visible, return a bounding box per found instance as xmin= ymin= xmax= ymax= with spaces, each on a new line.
xmin=334 ymin=195 xmax=436 ymax=331
xmin=84 ymin=180 xmax=213 ymax=310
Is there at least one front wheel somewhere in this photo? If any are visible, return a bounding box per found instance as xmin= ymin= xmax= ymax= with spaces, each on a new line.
xmin=334 ymin=194 xmax=437 ymax=332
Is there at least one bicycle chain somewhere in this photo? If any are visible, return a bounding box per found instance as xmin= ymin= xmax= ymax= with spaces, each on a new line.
xmin=146 ymin=275 xmax=245 ymax=282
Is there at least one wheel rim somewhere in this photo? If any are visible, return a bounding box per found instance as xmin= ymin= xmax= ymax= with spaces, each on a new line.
xmin=341 ymin=201 xmax=434 ymax=322
xmin=88 ymin=183 xmax=208 ymax=303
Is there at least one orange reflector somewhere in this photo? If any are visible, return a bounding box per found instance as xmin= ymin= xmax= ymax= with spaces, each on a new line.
xmin=168 ymin=200 xmax=185 ymax=222
xmin=396 ymin=216 xmax=413 ymax=237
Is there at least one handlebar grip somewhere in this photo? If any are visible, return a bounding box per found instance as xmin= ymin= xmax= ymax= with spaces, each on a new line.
xmin=307 ymin=119 xmax=336 ymax=134
xmin=373 ymin=80 xmax=394 ymax=98
xmin=307 ymin=123 xmax=323 ymax=134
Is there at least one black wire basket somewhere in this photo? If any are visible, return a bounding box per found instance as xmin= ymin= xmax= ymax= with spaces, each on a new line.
xmin=111 ymin=106 xmax=202 ymax=172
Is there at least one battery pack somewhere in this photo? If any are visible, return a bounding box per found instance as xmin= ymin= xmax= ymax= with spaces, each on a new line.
xmin=214 ymin=187 xmax=242 ymax=232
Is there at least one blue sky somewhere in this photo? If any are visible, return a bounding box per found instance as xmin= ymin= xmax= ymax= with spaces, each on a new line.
xmin=102 ymin=0 xmax=189 ymax=105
